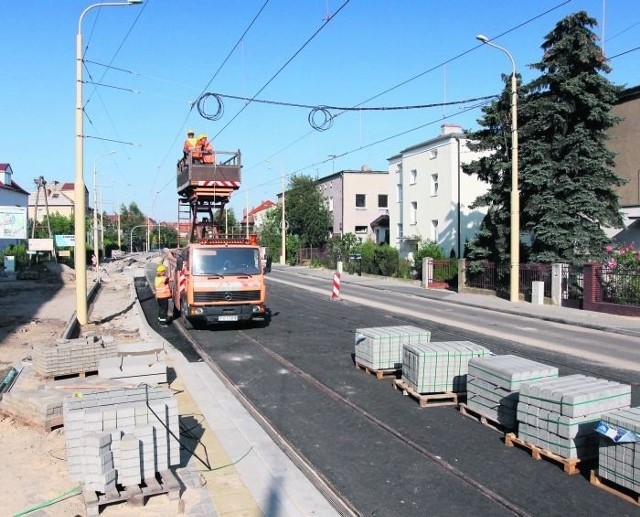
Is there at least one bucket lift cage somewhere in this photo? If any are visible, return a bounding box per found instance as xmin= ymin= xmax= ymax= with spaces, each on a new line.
xmin=177 ymin=150 xmax=241 ymax=246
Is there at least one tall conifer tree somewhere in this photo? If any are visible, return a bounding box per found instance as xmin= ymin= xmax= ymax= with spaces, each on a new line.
xmin=522 ymin=11 xmax=623 ymax=263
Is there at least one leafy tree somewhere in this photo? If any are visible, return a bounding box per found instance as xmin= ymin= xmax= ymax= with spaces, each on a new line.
xmin=29 ymin=213 xmax=74 ymax=239
xmin=286 ymin=174 xmax=331 ymax=248
xmin=522 ymin=10 xmax=624 ymax=263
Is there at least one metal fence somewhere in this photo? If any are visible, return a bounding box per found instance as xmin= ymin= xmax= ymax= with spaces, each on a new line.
xmin=598 ymin=266 xmax=640 ymax=307
xmin=560 ymin=264 xmax=584 ymax=309
xmin=464 ymin=261 xmax=552 ymax=299
xmin=431 ymin=259 xmax=459 ymax=288
xmin=298 ymin=247 xmax=330 ymax=265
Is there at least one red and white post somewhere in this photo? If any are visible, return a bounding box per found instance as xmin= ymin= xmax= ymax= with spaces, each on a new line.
xmin=331 ymin=261 xmax=343 ymax=300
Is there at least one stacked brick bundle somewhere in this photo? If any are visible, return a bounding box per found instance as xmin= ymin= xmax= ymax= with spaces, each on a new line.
xmin=516 ymin=375 xmax=631 ymax=460
xmin=33 ymin=334 xmax=118 ymax=378
xmin=354 ymin=326 xmax=431 ymax=371
xmin=0 ymin=389 xmax=64 ymax=430
xmin=402 ymin=341 xmax=491 ymax=394
xmin=598 ymin=407 xmax=640 ymax=492
xmin=466 ymin=355 xmax=559 ymax=430
xmin=64 ymin=386 xmax=180 ymax=493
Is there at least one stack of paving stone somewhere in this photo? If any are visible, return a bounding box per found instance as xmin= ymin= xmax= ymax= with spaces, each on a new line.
xmin=597 ymin=407 xmax=640 ymax=492
xmin=64 ymin=386 xmax=180 ymax=493
xmin=516 ymin=375 xmax=631 ymax=460
xmin=466 ymin=355 xmax=559 ymax=430
xmin=99 ymin=353 xmax=167 ymax=385
xmin=355 ymin=325 xmax=431 ymax=370
xmin=0 ymin=389 xmax=64 ymax=429
xmin=402 ymin=341 xmax=491 ymax=394
xmin=33 ymin=334 xmax=118 ymax=378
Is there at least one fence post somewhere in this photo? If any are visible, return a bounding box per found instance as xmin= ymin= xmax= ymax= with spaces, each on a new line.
xmin=422 ymin=257 xmax=433 ymax=289
xmin=457 ymin=259 xmax=466 ymax=293
xmin=551 ymin=263 xmax=564 ymax=306
xmin=582 ymin=263 xmax=598 ymax=311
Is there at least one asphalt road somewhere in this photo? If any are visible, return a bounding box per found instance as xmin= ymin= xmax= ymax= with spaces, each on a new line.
xmin=138 ymin=268 xmax=640 ymax=516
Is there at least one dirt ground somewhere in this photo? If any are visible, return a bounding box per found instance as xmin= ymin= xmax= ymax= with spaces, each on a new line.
xmin=0 ymin=262 xmax=180 ymax=516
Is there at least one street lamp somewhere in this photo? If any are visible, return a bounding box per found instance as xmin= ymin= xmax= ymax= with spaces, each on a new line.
xmin=75 ymin=0 xmax=142 ymax=325
xmin=476 ymin=34 xmax=520 ymax=303
xmin=93 ymin=151 xmax=115 ymax=281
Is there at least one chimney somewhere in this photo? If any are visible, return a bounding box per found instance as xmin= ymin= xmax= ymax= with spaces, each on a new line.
xmin=441 ymin=124 xmax=463 ymax=135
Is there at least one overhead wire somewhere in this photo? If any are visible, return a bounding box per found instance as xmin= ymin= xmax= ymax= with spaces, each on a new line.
xmin=79 ymin=1 xmax=149 ymax=187
xmin=197 ymin=91 xmax=497 ymax=131
xmin=154 ymin=0 xmax=272 ymax=183
xmin=210 ymin=0 xmax=353 ymax=141
xmin=241 ymin=0 xmax=573 ymax=177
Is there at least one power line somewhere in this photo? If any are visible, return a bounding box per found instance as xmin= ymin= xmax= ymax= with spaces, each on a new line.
xmin=242 ymin=0 xmax=571 ymax=174
xmin=197 ymin=91 xmax=497 ymax=131
xmin=211 ymin=0 xmax=353 ymax=140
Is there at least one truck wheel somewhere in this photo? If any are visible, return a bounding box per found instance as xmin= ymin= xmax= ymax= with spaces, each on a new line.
xmin=180 ymin=297 xmax=194 ymax=330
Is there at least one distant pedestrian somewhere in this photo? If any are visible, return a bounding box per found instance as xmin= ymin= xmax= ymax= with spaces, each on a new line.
xmin=154 ymin=264 xmax=172 ymax=325
xmin=91 ymin=253 xmax=97 ymax=272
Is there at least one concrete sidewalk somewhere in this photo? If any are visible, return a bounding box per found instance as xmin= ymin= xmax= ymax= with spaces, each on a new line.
xmin=107 ymin=263 xmax=339 ymax=516
xmin=276 ymin=264 xmax=640 ymax=338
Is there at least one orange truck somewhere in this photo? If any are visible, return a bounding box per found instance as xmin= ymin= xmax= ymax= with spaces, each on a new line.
xmin=167 ymin=236 xmax=269 ymax=328
xmin=168 ymin=149 xmax=270 ymax=328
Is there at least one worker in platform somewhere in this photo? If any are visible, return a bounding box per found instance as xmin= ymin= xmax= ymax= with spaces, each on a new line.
xmin=154 ymin=264 xmax=172 ymax=325
xmin=196 ymin=133 xmax=215 ymax=164
xmin=183 ymin=129 xmax=197 ymax=161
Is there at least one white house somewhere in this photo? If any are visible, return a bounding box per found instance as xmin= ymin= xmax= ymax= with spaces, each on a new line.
xmin=388 ymin=124 xmax=490 ymax=259
xmin=316 ymin=167 xmax=390 ymax=244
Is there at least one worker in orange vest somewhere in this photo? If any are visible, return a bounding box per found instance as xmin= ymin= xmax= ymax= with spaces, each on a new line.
xmin=183 ymin=129 xmax=197 ymax=162
xmin=196 ymin=133 xmax=215 ymax=164
xmin=154 ymin=264 xmax=172 ymax=325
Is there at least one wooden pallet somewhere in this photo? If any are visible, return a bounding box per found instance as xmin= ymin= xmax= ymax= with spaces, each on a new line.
xmin=590 ymin=470 xmax=640 ymax=507
xmin=457 ymin=402 xmax=511 ymax=434
xmin=83 ymin=469 xmax=181 ymax=516
xmin=393 ymin=379 xmax=462 ymax=407
xmin=504 ymin=432 xmax=593 ymax=475
xmin=40 ymin=369 xmax=99 ymax=382
xmin=355 ymin=362 xmax=400 ymax=380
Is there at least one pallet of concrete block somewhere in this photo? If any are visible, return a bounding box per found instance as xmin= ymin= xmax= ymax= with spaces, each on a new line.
xmin=33 ymin=335 xmax=118 ymax=380
xmin=590 ymin=406 xmax=640 ymax=506
xmin=508 ymin=374 xmax=631 ymax=475
xmin=394 ymin=341 xmax=491 ymax=407
xmin=354 ymin=325 xmax=431 ymax=379
xmin=83 ymin=468 xmax=180 ymax=516
xmin=460 ymin=355 xmax=559 ymax=433
xmin=63 ymin=386 xmax=181 ymax=514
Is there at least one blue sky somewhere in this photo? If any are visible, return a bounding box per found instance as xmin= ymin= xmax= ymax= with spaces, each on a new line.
xmin=1 ymin=0 xmax=638 ymax=223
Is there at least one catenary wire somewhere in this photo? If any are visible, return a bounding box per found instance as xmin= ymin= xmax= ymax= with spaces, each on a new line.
xmin=211 ymin=0 xmax=353 ymax=140
xmin=240 ymin=0 xmax=571 ymax=177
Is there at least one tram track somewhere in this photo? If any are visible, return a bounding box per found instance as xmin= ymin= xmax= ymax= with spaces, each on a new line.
xmin=176 ymin=317 xmax=531 ymax=516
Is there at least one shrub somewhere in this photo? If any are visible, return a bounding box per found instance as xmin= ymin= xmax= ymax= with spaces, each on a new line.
xmin=413 ymin=239 xmax=446 ymax=280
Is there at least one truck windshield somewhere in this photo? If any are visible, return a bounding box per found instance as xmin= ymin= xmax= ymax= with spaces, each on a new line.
xmin=191 ymin=247 xmax=261 ymax=276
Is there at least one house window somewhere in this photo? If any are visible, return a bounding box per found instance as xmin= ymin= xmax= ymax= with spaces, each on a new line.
xmin=429 ymin=149 xmax=438 ymax=159
xmin=378 ymin=194 xmax=388 ymax=208
xmin=355 ymin=226 xmax=367 ymax=234
xmin=410 ymin=169 xmax=417 ymax=185
xmin=410 ymin=201 xmax=417 ymax=225
xmin=328 ymin=197 xmax=334 ymax=212
xmin=431 ymin=219 xmax=439 ymax=242
xmin=355 ymin=194 xmax=366 ymax=208
xmin=431 ymin=174 xmax=439 ymax=196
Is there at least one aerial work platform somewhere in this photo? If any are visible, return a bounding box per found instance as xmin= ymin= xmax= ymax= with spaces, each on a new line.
xmin=177 ymin=150 xmax=242 ymax=244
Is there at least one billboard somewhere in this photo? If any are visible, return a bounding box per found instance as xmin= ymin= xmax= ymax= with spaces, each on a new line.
xmin=28 ymin=238 xmax=54 ymax=251
xmin=0 ymin=206 xmax=27 ymax=239
xmin=55 ymin=235 xmax=76 ymax=247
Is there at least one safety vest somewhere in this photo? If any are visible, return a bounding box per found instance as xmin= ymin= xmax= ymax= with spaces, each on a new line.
xmin=155 ymin=275 xmax=171 ymax=299
xmin=183 ymin=137 xmax=197 ymax=153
